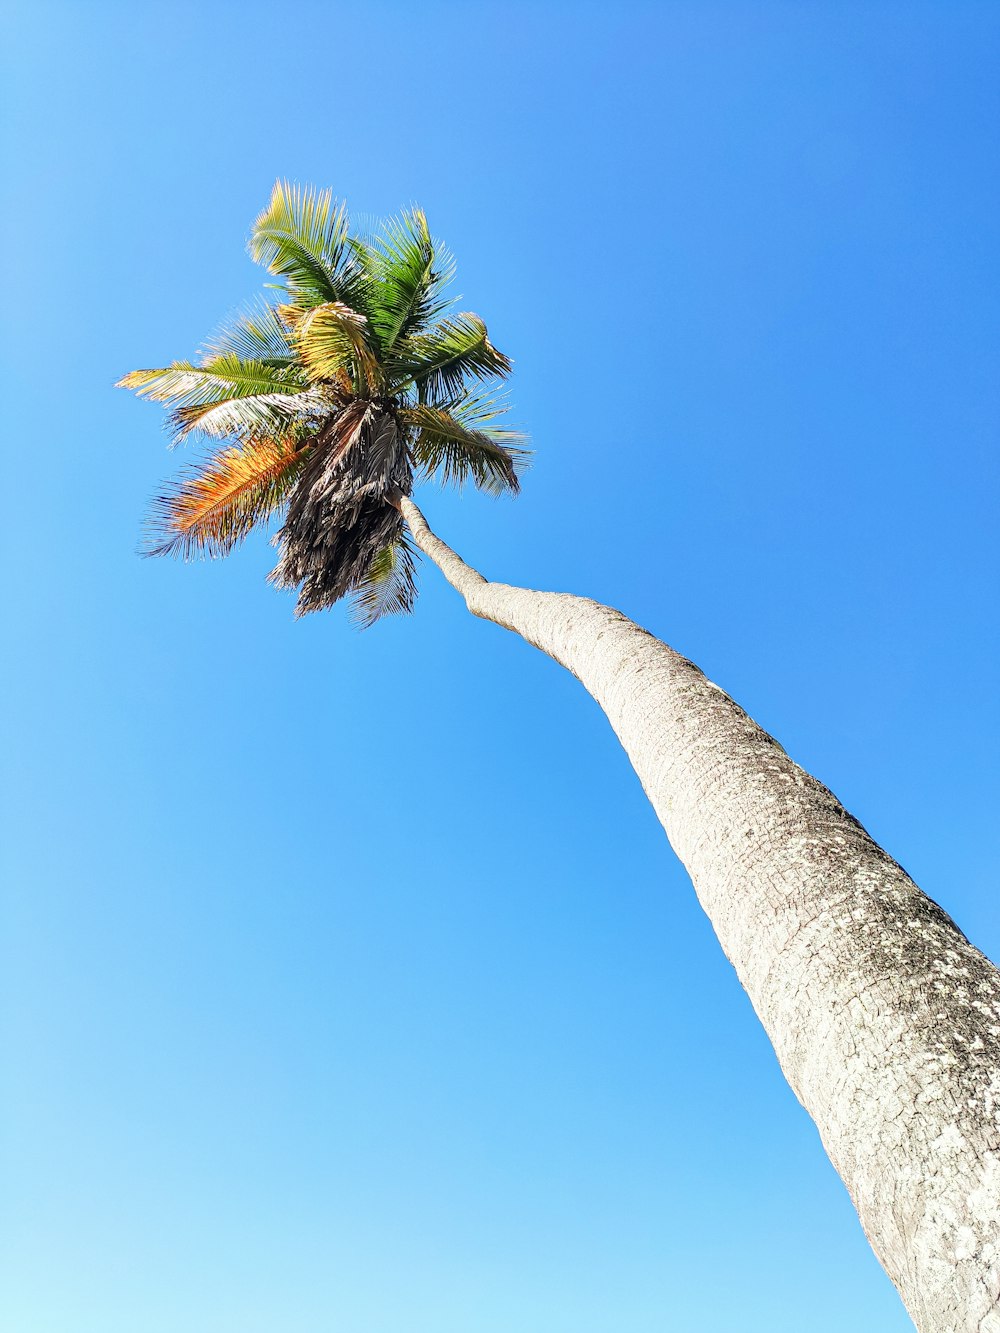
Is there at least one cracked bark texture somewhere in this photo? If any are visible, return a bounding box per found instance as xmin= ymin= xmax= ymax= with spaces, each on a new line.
xmin=401 ymin=496 xmax=1000 ymax=1333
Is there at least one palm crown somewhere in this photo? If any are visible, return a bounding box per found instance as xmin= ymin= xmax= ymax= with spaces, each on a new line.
xmin=118 ymin=182 xmax=526 ymax=622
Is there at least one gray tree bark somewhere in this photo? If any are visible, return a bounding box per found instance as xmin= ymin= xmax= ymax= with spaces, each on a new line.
xmin=400 ymin=495 xmax=1000 ymax=1333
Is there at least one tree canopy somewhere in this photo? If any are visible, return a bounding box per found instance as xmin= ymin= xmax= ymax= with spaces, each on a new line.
xmin=118 ymin=182 xmax=527 ymax=622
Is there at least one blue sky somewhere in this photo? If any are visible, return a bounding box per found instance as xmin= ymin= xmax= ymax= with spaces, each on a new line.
xmin=2 ymin=3 xmax=998 ymax=1331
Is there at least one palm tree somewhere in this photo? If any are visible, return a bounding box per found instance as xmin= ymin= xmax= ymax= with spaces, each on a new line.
xmin=119 ymin=182 xmax=999 ymax=1333
xmin=119 ymin=182 xmax=526 ymax=623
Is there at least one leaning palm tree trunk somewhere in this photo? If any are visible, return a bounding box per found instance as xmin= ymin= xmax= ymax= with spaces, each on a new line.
xmin=400 ymin=496 xmax=1000 ymax=1333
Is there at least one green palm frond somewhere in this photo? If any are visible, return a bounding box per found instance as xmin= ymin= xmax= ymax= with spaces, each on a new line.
xmin=349 ymin=528 xmax=420 ymax=627
xmin=119 ymin=357 xmax=303 ymax=403
xmin=201 ymin=300 xmax=296 ymax=366
xmin=390 ymin=314 xmax=512 ymax=399
xmin=249 ymin=180 xmax=366 ymax=312
xmin=403 ymin=401 xmax=527 ymax=495
xmin=365 ymin=209 xmax=455 ymax=352
xmin=427 ymin=387 xmax=525 ymax=436
xmin=117 ymin=357 xmax=322 ymax=443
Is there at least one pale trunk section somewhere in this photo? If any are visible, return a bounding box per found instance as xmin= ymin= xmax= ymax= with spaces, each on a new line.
xmin=400 ymin=497 xmax=1000 ymax=1333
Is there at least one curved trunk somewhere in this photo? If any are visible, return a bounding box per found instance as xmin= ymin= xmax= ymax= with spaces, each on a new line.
xmin=401 ymin=496 xmax=1000 ymax=1333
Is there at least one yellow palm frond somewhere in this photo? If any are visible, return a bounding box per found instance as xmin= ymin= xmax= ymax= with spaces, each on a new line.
xmin=293 ymin=301 xmax=381 ymax=394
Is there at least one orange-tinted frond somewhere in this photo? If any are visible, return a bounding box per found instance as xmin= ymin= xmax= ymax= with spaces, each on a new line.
xmin=148 ymin=437 xmax=308 ymax=559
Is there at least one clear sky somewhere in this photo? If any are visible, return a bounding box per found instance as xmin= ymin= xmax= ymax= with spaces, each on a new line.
xmin=2 ymin=3 xmax=998 ymax=1331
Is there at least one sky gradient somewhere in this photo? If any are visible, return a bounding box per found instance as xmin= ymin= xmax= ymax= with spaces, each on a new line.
xmin=3 ymin=3 xmax=998 ymax=1331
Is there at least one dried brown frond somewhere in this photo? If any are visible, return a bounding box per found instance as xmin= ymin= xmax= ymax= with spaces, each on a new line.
xmin=269 ymin=405 xmax=413 ymax=615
